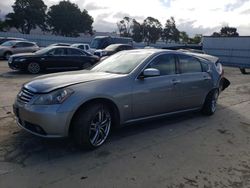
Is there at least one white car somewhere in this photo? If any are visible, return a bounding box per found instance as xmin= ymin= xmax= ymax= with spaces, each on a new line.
xmin=71 ymin=43 xmax=94 ymax=54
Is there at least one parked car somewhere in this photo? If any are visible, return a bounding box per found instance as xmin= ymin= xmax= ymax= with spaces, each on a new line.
xmin=8 ymin=46 xmax=100 ymax=74
xmin=0 ymin=37 xmax=26 ymax=45
xmin=13 ymin=49 xmax=230 ymax=149
xmin=71 ymin=43 xmax=94 ymax=54
xmin=48 ymin=43 xmax=71 ymax=47
xmin=94 ymin=43 xmax=133 ymax=57
xmin=0 ymin=40 xmax=39 ymax=59
xmin=90 ymin=36 xmax=133 ymax=50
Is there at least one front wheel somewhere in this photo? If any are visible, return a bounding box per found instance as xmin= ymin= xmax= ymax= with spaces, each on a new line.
xmin=240 ymin=68 xmax=247 ymax=74
xmin=202 ymin=89 xmax=219 ymax=116
xmin=27 ymin=62 xmax=41 ymax=74
xmin=4 ymin=52 xmax=12 ymax=60
xmin=72 ymin=103 xmax=112 ymax=149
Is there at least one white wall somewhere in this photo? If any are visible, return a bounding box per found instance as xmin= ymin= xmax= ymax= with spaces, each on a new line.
xmin=203 ymin=36 xmax=250 ymax=68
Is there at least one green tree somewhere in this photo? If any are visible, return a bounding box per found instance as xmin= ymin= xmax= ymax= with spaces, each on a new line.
xmin=143 ymin=17 xmax=162 ymax=44
xmin=117 ymin=16 xmax=133 ymax=37
xmin=179 ymin=31 xmax=189 ymax=43
xmin=189 ymin=34 xmax=202 ymax=44
xmin=5 ymin=0 xmax=47 ymax=34
xmin=162 ymin=17 xmax=180 ymax=42
xmin=212 ymin=26 xmax=239 ymax=37
xmin=131 ymin=19 xmax=143 ymax=42
xmin=47 ymin=1 xmax=93 ymax=37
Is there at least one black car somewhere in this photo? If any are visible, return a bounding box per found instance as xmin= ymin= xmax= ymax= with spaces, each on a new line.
xmin=48 ymin=43 xmax=71 ymax=47
xmin=8 ymin=46 xmax=100 ymax=74
xmin=94 ymin=44 xmax=133 ymax=57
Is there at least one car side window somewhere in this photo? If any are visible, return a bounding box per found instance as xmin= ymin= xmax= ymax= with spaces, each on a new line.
xmin=48 ymin=48 xmax=65 ymax=56
xmin=178 ymin=55 xmax=202 ymax=73
xmin=67 ymin=48 xmax=84 ymax=56
xmin=147 ymin=54 xmax=176 ymax=75
xmin=15 ymin=42 xmax=25 ymax=47
xmin=23 ymin=42 xmax=34 ymax=47
xmin=85 ymin=45 xmax=89 ymax=50
xmin=78 ymin=45 xmax=84 ymax=50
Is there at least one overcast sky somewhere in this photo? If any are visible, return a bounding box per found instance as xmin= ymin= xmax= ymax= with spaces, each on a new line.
xmin=1 ymin=0 xmax=250 ymax=36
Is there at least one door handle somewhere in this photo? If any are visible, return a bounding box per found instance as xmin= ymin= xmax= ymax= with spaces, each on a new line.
xmin=41 ymin=58 xmax=45 ymax=61
xmin=172 ymin=79 xmax=181 ymax=85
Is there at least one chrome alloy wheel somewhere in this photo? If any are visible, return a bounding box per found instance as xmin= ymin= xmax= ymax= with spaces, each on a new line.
xmin=89 ymin=107 xmax=111 ymax=147
xmin=28 ymin=62 xmax=40 ymax=74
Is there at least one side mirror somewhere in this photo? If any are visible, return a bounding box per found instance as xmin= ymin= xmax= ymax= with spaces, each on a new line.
xmin=140 ymin=68 xmax=160 ymax=79
xmin=47 ymin=52 xmax=53 ymax=56
xmin=12 ymin=45 xmax=16 ymax=48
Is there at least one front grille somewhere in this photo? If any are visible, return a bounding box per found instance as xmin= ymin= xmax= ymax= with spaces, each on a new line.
xmin=17 ymin=87 xmax=35 ymax=104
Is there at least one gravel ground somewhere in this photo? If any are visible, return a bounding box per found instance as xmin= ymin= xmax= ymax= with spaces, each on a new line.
xmin=0 ymin=61 xmax=250 ymax=188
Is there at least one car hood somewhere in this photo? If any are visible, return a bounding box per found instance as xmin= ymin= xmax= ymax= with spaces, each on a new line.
xmin=24 ymin=70 xmax=123 ymax=93
xmin=11 ymin=53 xmax=37 ymax=58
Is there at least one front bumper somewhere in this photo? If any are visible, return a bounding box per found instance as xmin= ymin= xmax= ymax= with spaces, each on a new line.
xmin=13 ymin=100 xmax=73 ymax=138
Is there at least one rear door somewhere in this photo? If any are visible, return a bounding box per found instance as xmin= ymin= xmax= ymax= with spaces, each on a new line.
xmin=65 ymin=48 xmax=85 ymax=68
xmin=132 ymin=53 xmax=182 ymax=118
xmin=176 ymin=54 xmax=213 ymax=109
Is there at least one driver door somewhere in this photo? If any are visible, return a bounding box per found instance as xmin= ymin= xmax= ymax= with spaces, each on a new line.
xmin=132 ymin=54 xmax=181 ymax=119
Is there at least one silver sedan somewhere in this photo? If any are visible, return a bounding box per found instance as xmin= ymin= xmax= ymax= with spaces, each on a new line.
xmin=13 ymin=49 xmax=230 ymax=149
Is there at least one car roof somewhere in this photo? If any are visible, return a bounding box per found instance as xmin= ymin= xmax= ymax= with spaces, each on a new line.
xmin=71 ymin=43 xmax=89 ymax=46
xmin=47 ymin=46 xmax=84 ymax=50
xmin=107 ymin=43 xmax=132 ymax=47
xmin=123 ymin=49 xmax=219 ymax=63
xmin=4 ymin=40 xmax=35 ymax=44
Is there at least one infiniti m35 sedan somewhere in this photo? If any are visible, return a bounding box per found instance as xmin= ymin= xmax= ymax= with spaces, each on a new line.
xmin=13 ymin=49 xmax=230 ymax=149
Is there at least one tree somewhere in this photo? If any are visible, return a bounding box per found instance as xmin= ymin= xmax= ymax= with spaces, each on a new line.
xmin=143 ymin=17 xmax=162 ymax=44
xmin=5 ymin=0 xmax=47 ymax=34
xmin=117 ymin=17 xmax=133 ymax=37
xmin=179 ymin=31 xmax=189 ymax=43
xmin=47 ymin=1 xmax=93 ymax=37
xmin=189 ymin=34 xmax=202 ymax=44
xmin=162 ymin=17 xmax=180 ymax=43
xmin=212 ymin=26 xmax=239 ymax=37
xmin=131 ymin=19 xmax=143 ymax=42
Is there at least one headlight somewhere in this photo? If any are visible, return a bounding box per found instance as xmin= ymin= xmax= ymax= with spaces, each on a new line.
xmin=33 ymin=88 xmax=74 ymax=105
xmin=102 ymin=51 xmax=107 ymax=56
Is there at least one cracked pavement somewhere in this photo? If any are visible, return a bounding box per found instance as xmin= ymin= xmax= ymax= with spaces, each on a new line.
xmin=0 ymin=61 xmax=250 ymax=188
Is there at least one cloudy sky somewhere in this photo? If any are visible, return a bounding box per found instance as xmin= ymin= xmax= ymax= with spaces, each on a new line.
xmin=1 ymin=0 xmax=250 ymax=36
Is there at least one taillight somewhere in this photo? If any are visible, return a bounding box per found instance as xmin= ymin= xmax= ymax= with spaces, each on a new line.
xmin=215 ymin=62 xmax=223 ymax=75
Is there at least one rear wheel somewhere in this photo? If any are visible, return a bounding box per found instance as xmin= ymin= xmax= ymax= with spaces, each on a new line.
xmin=240 ymin=68 xmax=247 ymax=74
xmin=4 ymin=51 xmax=12 ymax=60
xmin=72 ymin=103 xmax=112 ymax=149
xmin=202 ymin=89 xmax=219 ymax=116
xmin=82 ymin=62 xmax=92 ymax=69
xmin=27 ymin=62 xmax=41 ymax=74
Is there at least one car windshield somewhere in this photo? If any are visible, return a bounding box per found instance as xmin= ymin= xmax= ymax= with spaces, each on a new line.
xmin=1 ymin=41 xmax=15 ymax=47
xmin=34 ymin=47 xmax=52 ymax=55
xmin=105 ymin=45 xmax=119 ymax=51
xmin=91 ymin=51 xmax=153 ymax=74
xmin=90 ymin=39 xmax=101 ymax=49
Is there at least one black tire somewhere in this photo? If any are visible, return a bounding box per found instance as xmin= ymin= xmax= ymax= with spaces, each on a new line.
xmin=72 ymin=103 xmax=112 ymax=149
xmin=4 ymin=51 xmax=12 ymax=60
xmin=202 ymin=89 xmax=219 ymax=116
xmin=240 ymin=68 xmax=247 ymax=74
xmin=27 ymin=62 xmax=41 ymax=74
xmin=82 ymin=62 xmax=92 ymax=70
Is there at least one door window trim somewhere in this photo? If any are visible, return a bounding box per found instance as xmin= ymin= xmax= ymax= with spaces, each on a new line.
xmin=135 ymin=52 xmax=178 ymax=80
